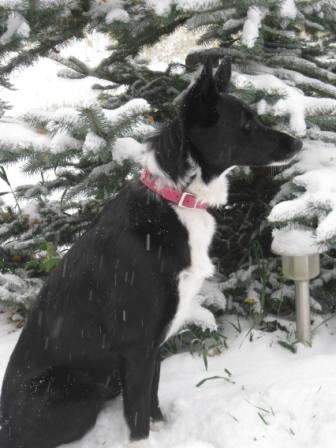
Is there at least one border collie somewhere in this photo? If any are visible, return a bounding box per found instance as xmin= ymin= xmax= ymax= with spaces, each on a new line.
xmin=0 ymin=58 xmax=302 ymax=448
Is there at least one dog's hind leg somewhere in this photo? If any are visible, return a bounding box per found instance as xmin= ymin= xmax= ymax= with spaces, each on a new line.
xmin=0 ymin=366 xmax=102 ymax=448
xmin=121 ymin=349 xmax=158 ymax=443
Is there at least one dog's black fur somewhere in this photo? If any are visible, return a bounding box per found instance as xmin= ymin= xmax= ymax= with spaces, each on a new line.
xmin=0 ymin=58 xmax=301 ymax=448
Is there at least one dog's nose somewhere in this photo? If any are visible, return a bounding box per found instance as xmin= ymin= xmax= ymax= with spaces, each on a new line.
xmin=291 ymin=138 xmax=303 ymax=152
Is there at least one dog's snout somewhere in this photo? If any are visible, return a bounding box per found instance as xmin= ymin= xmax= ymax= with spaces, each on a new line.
xmin=291 ymin=138 xmax=302 ymax=153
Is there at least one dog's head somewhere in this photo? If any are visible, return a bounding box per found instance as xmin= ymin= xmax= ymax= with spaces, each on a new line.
xmin=182 ymin=58 xmax=302 ymax=182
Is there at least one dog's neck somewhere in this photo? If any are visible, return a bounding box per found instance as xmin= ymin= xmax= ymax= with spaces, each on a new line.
xmin=186 ymin=167 xmax=232 ymax=207
xmin=143 ymin=120 xmax=231 ymax=208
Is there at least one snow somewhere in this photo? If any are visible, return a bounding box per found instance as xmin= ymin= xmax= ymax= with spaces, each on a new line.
xmin=317 ymin=210 xmax=336 ymax=242
xmin=22 ymin=201 xmax=41 ymax=224
xmin=233 ymin=72 xmax=336 ymax=135
xmin=113 ymin=137 xmax=147 ymax=164
xmin=185 ymin=304 xmax=217 ymax=332
xmin=0 ymin=34 xmax=111 ymax=117
xmin=104 ymin=98 xmax=151 ymax=124
xmin=271 ymin=228 xmax=324 ymax=256
xmin=232 ymin=72 xmax=305 ymax=134
xmin=0 ymin=12 xmax=30 ymax=45
xmin=0 ymin=119 xmax=50 ymax=151
xmin=105 ymin=8 xmax=129 ymax=24
xmin=83 ymin=132 xmax=106 ymax=155
xmin=0 ymin=273 xmax=42 ymax=306
xmin=295 ymin=169 xmax=336 ymax=195
xmin=269 ymin=140 xmax=336 ymax=245
xmin=50 ymin=130 xmax=81 ymax=153
xmin=280 ymin=0 xmax=297 ymax=20
xmin=0 ymin=32 xmax=115 ymax=202
xmin=241 ymin=6 xmax=265 ymax=49
xmin=90 ymin=0 xmax=130 ymax=23
xmin=1 ymin=313 xmax=336 ymax=447
xmin=0 ymin=119 xmax=79 ymax=155
xmin=141 ymin=26 xmax=204 ymax=71
xmin=269 ymin=196 xmax=314 ymax=223
xmin=195 ymin=279 xmax=226 ymax=311
xmin=145 ymin=0 xmax=221 ymax=16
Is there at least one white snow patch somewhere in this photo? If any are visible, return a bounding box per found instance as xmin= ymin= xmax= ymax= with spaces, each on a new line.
xmin=317 ymin=210 xmax=336 ymax=243
xmin=22 ymin=201 xmax=41 ymax=224
xmin=83 ymin=132 xmax=106 ymax=155
xmin=106 ymin=8 xmax=129 ymax=23
xmin=0 ymin=12 xmax=30 ymax=45
xmin=196 ymin=279 xmax=226 ymax=311
xmin=90 ymin=0 xmax=129 ymax=23
xmin=280 ymin=0 xmax=297 ymax=20
xmin=295 ymin=168 xmax=336 ymax=193
xmin=186 ymin=303 xmax=217 ymax=332
xmin=269 ymin=195 xmax=312 ymax=222
xmin=104 ymin=98 xmax=150 ymax=124
xmin=0 ymin=119 xmax=50 ymax=151
xmin=145 ymin=0 xmax=221 ymax=15
xmin=272 ymin=228 xmax=324 ymax=256
xmin=241 ymin=6 xmax=265 ymax=48
xmin=0 ymin=273 xmax=42 ymax=306
xmin=50 ymin=130 xmax=81 ymax=154
xmin=257 ymin=98 xmax=268 ymax=115
xmin=113 ymin=137 xmax=147 ymax=164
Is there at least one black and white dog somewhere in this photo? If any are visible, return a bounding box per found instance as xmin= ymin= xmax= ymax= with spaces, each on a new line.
xmin=0 ymin=58 xmax=301 ymax=448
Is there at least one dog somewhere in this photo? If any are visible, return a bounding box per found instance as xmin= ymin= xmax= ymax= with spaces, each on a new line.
xmin=0 ymin=57 xmax=302 ymax=448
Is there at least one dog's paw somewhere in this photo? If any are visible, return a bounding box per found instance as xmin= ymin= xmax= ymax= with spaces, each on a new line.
xmin=150 ymin=419 xmax=165 ymax=432
xmin=186 ymin=305 xmax=217 ymax=332
xmin=127 ymin=439 xmax=150 ymax=448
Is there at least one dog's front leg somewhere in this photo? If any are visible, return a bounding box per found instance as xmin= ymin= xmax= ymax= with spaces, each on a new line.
xmin=150 ymin=355 xmax=164 ymax=431
xmin=121 ymin=349 xmax=157 ymax=445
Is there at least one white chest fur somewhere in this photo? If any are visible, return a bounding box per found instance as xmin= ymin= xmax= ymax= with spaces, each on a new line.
xmin=164 ymin=207 xmax=216 ymax=341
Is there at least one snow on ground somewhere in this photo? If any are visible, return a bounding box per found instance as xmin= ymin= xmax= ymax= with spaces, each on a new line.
xmin=1 ymin=312 xmax=336 ymax=448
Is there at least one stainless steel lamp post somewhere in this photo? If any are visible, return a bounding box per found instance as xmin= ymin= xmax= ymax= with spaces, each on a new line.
xmin=276 ymin=253 xmax=320 ymax=345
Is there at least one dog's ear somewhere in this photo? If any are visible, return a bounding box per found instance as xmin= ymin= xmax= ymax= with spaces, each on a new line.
xmin=183 ymin=57 xmax=218 ymax=124
xmin=214 ymin=57 xmax=231 ymax=93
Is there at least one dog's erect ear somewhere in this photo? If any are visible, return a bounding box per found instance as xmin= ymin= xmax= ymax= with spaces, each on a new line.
xmin=214 ymin=57 xmax=231 ymax=93
xmin=183 ymin=57 xmax=218 ymax=124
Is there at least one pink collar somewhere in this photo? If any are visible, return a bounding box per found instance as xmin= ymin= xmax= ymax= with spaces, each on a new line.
xmin=140 ymin=170 xmax=208 ymax=210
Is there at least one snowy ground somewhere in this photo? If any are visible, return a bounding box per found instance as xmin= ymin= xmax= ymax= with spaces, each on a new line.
xmin=1 ymin=311 xmax=336 ymax=448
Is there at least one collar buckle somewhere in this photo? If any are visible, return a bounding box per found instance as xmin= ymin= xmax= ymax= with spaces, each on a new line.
xmin=178 ymin=192 xmax=198 ymax=208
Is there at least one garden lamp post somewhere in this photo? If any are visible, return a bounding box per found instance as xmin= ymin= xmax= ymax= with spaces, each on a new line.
xmin=275 ymin=252 xmax=320 ymax=345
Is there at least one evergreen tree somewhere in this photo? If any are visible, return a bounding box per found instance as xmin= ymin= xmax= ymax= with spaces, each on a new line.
xmin=0 ymin=0 xmax=336 ymax=322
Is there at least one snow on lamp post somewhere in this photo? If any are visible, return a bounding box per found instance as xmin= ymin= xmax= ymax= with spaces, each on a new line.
xmin=272 ymin=229 xmax=323 ymax=345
